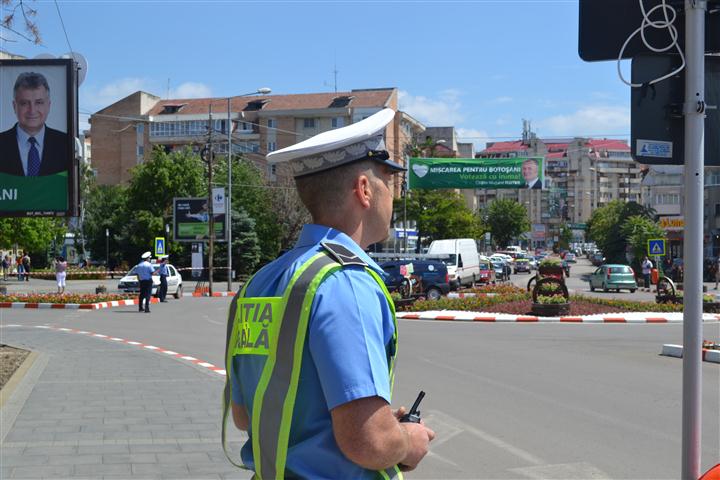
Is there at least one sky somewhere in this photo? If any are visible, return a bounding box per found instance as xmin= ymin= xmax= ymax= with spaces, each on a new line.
xmin=1 ymin=0 xmax=635 ymax=149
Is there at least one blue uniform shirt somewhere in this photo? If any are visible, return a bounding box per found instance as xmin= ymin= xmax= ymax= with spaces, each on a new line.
xmin=231 ymin=225 xmax=396 ymax=479
xmin=158 ymin=263 xmax=169 ymax=277
xmin=135 ymin=260 xmax=154 ymax=281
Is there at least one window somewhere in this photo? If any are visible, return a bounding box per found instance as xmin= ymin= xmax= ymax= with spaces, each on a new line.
xmin=267 ymin=163 xmax=277 ymax=181
xmin=715 ymin=203 xmax=720 ymax=216
xmin=267 ymin=141 xmax=277 ymax=152
xmin=267 ymin=118 xmax=276 ymax=130
xmin=303 ymin=118 xmax=315 ymax=129
xmin=332 ymin=117 xmax=344 ymax=128
xmin=655 ymin=193 xmax=680 ymax=205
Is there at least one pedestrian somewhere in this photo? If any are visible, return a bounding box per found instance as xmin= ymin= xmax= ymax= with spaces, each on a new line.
xmin=157 ymin=257 xmax=169 ymax=302
xmin=222 ymin=109 xmax=434 ymax=478
xmin=16 ymin=253 xmax=24 ymax=281
xmin=135 ymin=252 xmax=154 ymax=313
xmin=642 ymin=256 xmax=653 ymax=291
xmin=21 ymin=252 xmax=30 ymax=282
xmin=55 ymin=255 xmax=67 ymax=294
xmin=1 ymin=255 xmax=9 ymax=281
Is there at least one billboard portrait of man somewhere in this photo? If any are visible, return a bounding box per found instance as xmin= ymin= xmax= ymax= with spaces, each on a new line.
xmin=0 ymin=71 xmax=68 ymax=176
xmin=521 ymin=158 xmax=542 ymax=189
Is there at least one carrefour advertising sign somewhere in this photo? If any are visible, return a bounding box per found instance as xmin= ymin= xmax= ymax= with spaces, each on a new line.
xmin=409 ymin=157 xmax=544 ymax=190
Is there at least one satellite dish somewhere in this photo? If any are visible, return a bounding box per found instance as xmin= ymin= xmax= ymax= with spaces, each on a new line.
xmin=33 ymin=53 xmax=56 ymax=59
xmin=61 ymin=52 xmax=88 ymax=86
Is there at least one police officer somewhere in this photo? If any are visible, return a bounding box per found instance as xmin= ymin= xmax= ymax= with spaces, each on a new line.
xmin=136 ymin=251 xmax=154 ymax=313
xmin=157 ymin=257 xmax=169 ymax=302
xmin=222 ymin=109 xmax=434 ymax=479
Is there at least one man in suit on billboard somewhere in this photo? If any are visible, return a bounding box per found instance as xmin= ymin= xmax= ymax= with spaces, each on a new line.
xmin=0 ymin=71 xmax=68 ymax=176
xmin=522 ymin=158 xmax=542 ymax=189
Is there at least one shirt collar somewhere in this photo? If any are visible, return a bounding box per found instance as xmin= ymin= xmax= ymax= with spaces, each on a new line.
xmin=16 ymin=124 xmax=46 ymax=147
xmin=295 ymin=224 xmax=384 ymax=274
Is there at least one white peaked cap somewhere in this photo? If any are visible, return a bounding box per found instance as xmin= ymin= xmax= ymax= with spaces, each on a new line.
xmin=266 ymin=108 xmax=406 ymax=178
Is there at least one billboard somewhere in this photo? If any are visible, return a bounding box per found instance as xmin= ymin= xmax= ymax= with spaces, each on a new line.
xmin=0 ymin=59 xmax=77 ymax=217
xmin=173 ymin=197 xmax=226 ymax=242
xmin=409 ymin=157 xmax=544 ymax=190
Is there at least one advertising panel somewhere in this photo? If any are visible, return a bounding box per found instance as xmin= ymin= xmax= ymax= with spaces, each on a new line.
xmin=0 ymin=59 xmax=77 ymax=217
xmin=409 ymin=157 xmax=544 ymax=190
xmin=173 ymin=197 xmax=226 ymax=242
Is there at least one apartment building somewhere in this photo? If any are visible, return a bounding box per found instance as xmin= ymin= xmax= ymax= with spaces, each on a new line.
xmin=89 ymin=88 xmax=423 ymax=187
xmin=478 ymin=123 xmax=640 ymax=246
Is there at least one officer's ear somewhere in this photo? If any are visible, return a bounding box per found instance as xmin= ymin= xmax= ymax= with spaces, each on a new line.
xmin=353 ymin=173 xmax=372 ymax=209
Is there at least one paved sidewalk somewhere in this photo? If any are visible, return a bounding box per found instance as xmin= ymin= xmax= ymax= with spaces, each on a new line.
xmin=0 ymin=326 xmax=252 ymax=479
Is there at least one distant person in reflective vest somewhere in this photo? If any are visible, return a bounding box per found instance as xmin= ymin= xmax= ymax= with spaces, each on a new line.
xmin=222 ymin=109 xmax=434 ymax=479
xmin=157 ymin=257 xmax=169 ymax=302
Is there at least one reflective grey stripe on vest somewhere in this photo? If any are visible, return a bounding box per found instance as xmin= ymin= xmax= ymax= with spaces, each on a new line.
xmin=380 ymin=465 xmax=402 ymax=479
xmin=256 ymin=254 xmax=336 ymax=479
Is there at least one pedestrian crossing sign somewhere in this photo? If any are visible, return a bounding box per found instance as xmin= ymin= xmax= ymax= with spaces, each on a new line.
xmin=155 ymin=237 xmax=166 ymax=257
xmin=647 ymin=238 xmax=666 ymax=256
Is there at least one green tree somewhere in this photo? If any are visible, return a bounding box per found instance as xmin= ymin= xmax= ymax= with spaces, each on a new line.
xmin=0 ymin=218 xmax=67 ymax=265
xmin=621 ymin=215 xmax=665 ymax=269
xmin=215 ymin=207 xmax=262 ymax=277
xmin=558 ymin=223 xmax=573 ymax=250
xmin=82 ymin=184 xmax=128 ymax=267
xmin=397 ymin=189 xmax=484 ymax=249
xmin=587 ymin=200 xmax=656 ymax=263
xmin=483 ymin=199 xmax=530 ymax=248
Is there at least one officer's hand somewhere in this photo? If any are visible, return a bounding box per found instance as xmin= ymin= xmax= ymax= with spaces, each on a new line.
xmin=392 ymin=406 xmax=406 ymax=420
xmin=399 ymin=422 xmax=435 ymax=472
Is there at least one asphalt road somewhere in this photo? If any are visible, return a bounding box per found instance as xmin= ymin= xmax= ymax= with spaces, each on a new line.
xmin=2 ymin=299 xmax=718 ymax=479
xmin=507 ymin=257 xmax=720 ymax=302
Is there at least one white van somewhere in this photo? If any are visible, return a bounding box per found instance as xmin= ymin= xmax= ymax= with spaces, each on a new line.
xmin=427 ymin=238 xmax=481 ymax=289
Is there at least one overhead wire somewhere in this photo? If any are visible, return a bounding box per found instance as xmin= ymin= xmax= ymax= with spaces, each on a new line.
xmin=53 ymin=0 xmax=74 ymax=53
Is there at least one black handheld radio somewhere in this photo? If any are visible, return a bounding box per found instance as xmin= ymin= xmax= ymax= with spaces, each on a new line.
xmin=399 ymin=391 xmax=425 ymax=423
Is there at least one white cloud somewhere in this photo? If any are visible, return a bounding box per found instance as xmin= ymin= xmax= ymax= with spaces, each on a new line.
xmin=83 ymin=78 xmax=213 ymax=114
xmin=535 ymin=105 xmax=630 ymax=136
xmin=398 ymin=89 xmax=465 ymax=126
xmin=457 ymin=127 xmax=492 ymax=151
xmin=83 ymin=77 xmax=151 ymax=112
xmin=170 ymin=82 xmax=212 ymax=99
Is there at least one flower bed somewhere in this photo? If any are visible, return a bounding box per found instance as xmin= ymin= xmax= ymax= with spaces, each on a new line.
xmin=0 ymin=292 xmax=134 ymax=304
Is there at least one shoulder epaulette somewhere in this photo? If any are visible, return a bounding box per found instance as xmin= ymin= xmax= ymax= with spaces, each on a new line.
xmin=320 ymin=242 xmax=368 ymax=267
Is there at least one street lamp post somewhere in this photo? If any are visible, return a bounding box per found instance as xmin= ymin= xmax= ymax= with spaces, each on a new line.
xmin=225 ymin=87 xmax=271 ymax=292
xmin=105 ymin=228 xmax=109 ymax=270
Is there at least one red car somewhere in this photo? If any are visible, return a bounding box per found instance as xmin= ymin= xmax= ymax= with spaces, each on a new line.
xmin=477 ymin=260 xmax=496 ymax=284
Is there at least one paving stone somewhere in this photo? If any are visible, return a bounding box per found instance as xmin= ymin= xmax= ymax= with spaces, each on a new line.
xmin=156 ymin=451 xmax=211 ymax=463
xmin=77 ymin=444 xmax=130 ymax=455
xmin=103 ymin=453 xmax=157 ymax=464
xmin=73 ymin=463 xmax=132 ymax=476
xmin=0 ymin=454 xmax=49 ymax=467
xmin=22 ymin=445 xmax=77 ymax=456
xmin=46 ymin=454 xmax=102 ymax=465
xmin=10 ymin=465 xmax=73 ymax=478
xmin=129 ymin=443 xmax=181 ymax=454
xmin=131 ymin=463 xmax=190 ymax=476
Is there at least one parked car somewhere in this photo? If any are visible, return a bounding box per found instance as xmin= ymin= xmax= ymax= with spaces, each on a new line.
xmin=118 ymin=262 xmax=184 ymax=299
xmin=379 ymin=260 xmax=450 ymax=301
xmin=477 ymin=259 xmax=496 ymax=284
xmin=492 ymin=260 xmax=511 ymax=282
xmin=590 ymin=253 xmax=605 ymax=266
xmin=513 ymin=258 xmax=532 ymax=274
xmin=588 ymin=264 xmax=637 ymax=293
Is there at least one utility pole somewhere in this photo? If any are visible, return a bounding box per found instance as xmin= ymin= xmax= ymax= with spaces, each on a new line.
xmin=227 ymin=98 xmax=233 ymax=292
xmin=207 ymin=105 xmax=214 ymax=295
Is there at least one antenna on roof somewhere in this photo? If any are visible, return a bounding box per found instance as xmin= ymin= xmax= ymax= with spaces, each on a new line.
xmin=333 ymin=54 xmax=338 ymax=93
xmin=166 ymin=79 xmax=170 ymax=99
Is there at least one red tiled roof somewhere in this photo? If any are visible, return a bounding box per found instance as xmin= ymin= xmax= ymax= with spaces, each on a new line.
xmin=481 ymin=141 xmax=528 ymax=153
xmin=545 ymin=151 xmax=566 ymax=159
xmin=585 ymin=139 xmax=630 ymax=151
xmin=146 ymin=89 xmax=395 ymax=116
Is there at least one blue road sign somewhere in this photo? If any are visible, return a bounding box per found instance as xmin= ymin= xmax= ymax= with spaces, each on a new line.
xmin=647 ymin=238 xmax=666 ymax=256
xmin=155 ymin=237 xmax=166 ymax=257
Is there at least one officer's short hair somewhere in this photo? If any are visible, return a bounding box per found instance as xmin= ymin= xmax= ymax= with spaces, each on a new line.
xmin=295 ymin=160 xmax=377 ymax=220
xmin=13 ymin=72 xmax=50 ymax=97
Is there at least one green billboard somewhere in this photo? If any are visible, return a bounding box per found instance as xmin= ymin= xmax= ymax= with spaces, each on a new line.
xmin=409 ymin=157 xmax=544 ymax=190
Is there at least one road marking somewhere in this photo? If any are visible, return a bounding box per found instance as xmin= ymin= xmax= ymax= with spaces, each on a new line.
xmin=425 ymin=410 xmax=544 ymax=465
xmin=510 ymin=462 xmax=612 ymax=479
